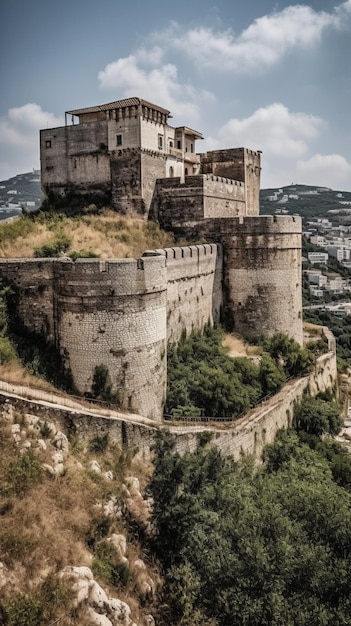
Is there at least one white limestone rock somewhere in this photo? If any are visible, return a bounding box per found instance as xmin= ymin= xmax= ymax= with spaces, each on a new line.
xmin=37 ymin=438 xmax=47 ymax=451
xmin=52 ymin=430 xmax=69 ymax=454
xmin=87 ymin=609 xmax=113 ymax=626
xmin=109 ymin=533 xmax=127 ymax=556
xmin=42 ymin=463 xmax=55 ymax=476
xmin=89 ymin=580 xmax=109 ymax=610
xmin=104 ymin=470 xmax=114 ymax=481
xmin=90 ymin=460 xmax=102 ymax=474
xmin=52 ymin=451 xmax=64 ymax=464
xmin=109 ymin=598 xmax=132 ymax=624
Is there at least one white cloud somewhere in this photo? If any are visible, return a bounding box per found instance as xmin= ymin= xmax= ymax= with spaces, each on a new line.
xmin=169 ymin=4 xmax=341 ymax=72
xmin=0 ymin=104 xmax=63 ymax=179
xmin=206 ymin=103 xmax=324 ymax=158
xmin=296 ymin=153 xmax=351 ymax=188
xmin=98 ymin=46 xmax=213 ymax=123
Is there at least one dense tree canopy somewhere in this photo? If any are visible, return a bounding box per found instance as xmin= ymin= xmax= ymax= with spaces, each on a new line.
xmin=148 ymin=397 xmax=351 ymax=626
xmin=166 ymin=328 xmax=314 ymax=419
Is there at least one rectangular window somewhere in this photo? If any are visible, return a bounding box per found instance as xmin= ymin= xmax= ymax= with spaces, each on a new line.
xmin=158 ymin=134 xmax=163 ymax=149
xmin=116 ymin=134 xmax=122 ymax=146
xmin=45 ymin=139 xmax=52 ymax=148
xmin=190 ymin=143 xmax=194 ymax=153
xmin=177 ymin=140 xmax=181 ymax=149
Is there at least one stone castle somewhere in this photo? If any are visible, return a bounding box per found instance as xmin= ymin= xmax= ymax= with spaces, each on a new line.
xmin=0 ymin=97 xmax=303 ymax=420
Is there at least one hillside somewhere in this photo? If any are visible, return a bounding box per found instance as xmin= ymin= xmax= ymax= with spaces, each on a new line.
xmin=260 ymin=184 xmax=351 ymax=219
xmin=0 ymin=400 xmax=158 ymax=626
xmin=0 ymin=172 xmax=43 ymax=221
xmin=0 ymin=211 xmax=177 ymax=260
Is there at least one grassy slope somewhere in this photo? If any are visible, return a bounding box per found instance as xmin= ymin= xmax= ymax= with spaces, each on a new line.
xmin=0 ymin=210 xmax=177 ymax=259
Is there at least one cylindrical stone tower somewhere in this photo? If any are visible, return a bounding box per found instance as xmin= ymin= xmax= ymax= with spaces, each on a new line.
xmin=53 ymin=256 xmax=167 ymax=420
xmin=222 ymin=215 xmax=303 ymax=345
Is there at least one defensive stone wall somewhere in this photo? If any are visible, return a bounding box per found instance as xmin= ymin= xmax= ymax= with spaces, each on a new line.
xmin=0 ymin=337 xmax=338 ymax=463
xmin=150 ymin=174 xmax=247 ymax=228
xmin=0 ymin=259 xmax=56 ymax=342
xmin=110 ymin=148 xmax=166 ymax=214
xmin=222 ymin=215 xmax=303 ymax=344
xmin=0 ymin=246 xmax=222 ymax=419
xmin=145 ymin=244 xmax=223 ymax=343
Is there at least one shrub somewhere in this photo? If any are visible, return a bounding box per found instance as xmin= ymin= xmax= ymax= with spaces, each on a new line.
xmin=34 ymin=234 xmax=71 ymax=258
xmin=295 ymin=395 xmax=342 ymax=436
xmin=92 ymin=540 xmax=130 ymax=588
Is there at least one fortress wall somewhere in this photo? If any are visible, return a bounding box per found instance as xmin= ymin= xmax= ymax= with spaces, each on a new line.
xmin=170 ymin=348 xmax=337 ymax=460
xmin=147 ymin=244 xmax=223 ymax=343
xmin=0 ymin=259 xmax=55 ymax=342
xmin=150 ymin=176 xmax=206 ymax=228
xmin=0 ymin=344 xmax=336 ymax=464
xmin=110 ymin=149 xmax=166 ymax=215
xmin=203 ymin=175 xmax=246 ymax=218
xmin=141 ymin=151 xmax=167 ymax=215
xmin=222 ymin=215 xmax=303 ymax=344
xmin=111 ymin=149 xmax=143 ymax=214
xmin=54 ymin=257 xmax=168 ymax=420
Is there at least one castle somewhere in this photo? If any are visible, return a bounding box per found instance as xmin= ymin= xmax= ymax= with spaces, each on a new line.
xmin=0 ymin=98 xmax=303 ymax=421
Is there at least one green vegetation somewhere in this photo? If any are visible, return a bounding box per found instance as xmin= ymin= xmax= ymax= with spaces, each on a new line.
xmin=34 ymin=233 xmax=71 ymax=257
xmin=166 ymin=327 xmax=314 ymax=418
xmin=0 ymin=278 xmax=16 ymax=364
xmin=148 ymin=394 xmax=350 ymax=626
xmin=304 ymin=308 xmax=351 ymax=366
xmin=92 ymin=540 xmax=130 ymax=588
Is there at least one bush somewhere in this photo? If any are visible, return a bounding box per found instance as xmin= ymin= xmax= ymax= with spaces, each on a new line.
xmin=295 ymin=395 xmax=342 ymax=436
xmin=34 ymin=234 xmax=71 ymax=258
xmin=92 ymin=540 xmax=130 ymax=588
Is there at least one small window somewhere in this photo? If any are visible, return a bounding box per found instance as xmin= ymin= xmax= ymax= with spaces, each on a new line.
xmin=190 ymin=143 xmax=194 ymax=153
xmin=169 ymin=140 xmax=173 ymax=148
xmin=158 ymin=134 xmax=163 ymax=149
xmin=45 ymin=139 xmax=52 ymax=149
xmin=177 ymin=140 xmax=181 ymax=149
xmin=169 ymin=166 xmax=174 ymax=177
xmin=116 ymin=134 xmax=122 ymax=146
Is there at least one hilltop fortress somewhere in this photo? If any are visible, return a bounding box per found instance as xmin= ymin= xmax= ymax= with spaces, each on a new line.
xmin=0 ymin=98 xmax=303 ymax=420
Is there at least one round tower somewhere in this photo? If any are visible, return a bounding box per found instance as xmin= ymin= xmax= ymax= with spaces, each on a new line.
xmin=53 ymin=255 xmax=167 ymax=420
xmin=222 ymin=215 xmax=303 ymax=345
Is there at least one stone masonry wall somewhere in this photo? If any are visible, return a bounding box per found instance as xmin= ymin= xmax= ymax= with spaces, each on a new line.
xmin=40 ymin=122 xmax=110 ymax=196
xmin=0 ymin=340 xmax=337 ymax=464
xmin=222 ymin=215 xmax=303 ymax=344
xmin=150 ymin=175 xmax=247 ymax=229
xmin=146 ymin=244 xmax=223 ymax=343
xmin=54 ymin=257 xmax=168 ymax=420
xmin=0 ymin=259 xmax=55 ymax=342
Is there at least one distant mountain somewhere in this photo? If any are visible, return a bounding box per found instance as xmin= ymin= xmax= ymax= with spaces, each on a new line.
xmin=260 ymin=184 xmax=351 ymax=220
xmin=0 ymin=171 xmax=43 ymax=221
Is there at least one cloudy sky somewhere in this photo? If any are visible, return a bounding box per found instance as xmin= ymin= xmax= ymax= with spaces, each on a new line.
xmin=1 ymin=0 xmax=351 ymax=190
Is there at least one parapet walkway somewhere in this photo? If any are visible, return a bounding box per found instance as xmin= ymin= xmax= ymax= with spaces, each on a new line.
xmin=0 ymin=380 xmax=158 ymax=428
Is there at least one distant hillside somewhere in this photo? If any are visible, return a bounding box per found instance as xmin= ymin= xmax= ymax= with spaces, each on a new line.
xmin=0 ymin=171 xmax=43 ymax=221
xmin=260 ymin=184 xmax=351 ymax=220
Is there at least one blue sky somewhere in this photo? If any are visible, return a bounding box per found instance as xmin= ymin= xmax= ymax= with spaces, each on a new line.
xmin=1 ymin=0 xmax=351 ymax=190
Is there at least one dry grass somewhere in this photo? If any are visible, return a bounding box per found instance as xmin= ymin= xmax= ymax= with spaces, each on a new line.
xmin=0 ymin=361 xmax=59 ymax=391
xmin=0 ymin=211 xmax=177 ymax=259
xmin=0 ymin=412 xmax=157 ymax=623
xmin=222 ymin=333 xmax=261 ymax=358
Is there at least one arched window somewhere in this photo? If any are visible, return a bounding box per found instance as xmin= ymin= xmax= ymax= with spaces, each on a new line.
xmin=169 ymin=166 xmax=174 ymax=178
